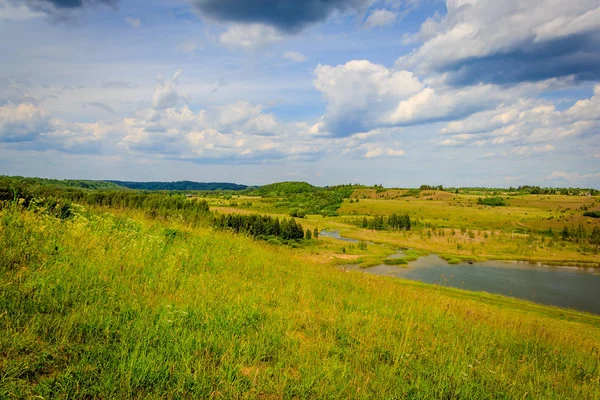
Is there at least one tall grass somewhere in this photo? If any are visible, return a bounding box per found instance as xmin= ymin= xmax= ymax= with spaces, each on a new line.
xmin=1 ymin=203 xmax=599 ymax=398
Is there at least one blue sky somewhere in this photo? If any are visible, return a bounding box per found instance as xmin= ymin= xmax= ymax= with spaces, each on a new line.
xmin=1 ymin=0 xmax=599 ymax=187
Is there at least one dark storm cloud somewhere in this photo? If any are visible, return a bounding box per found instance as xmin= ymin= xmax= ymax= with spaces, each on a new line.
xmin=190 ymin=0 xmax=372 ymax=33
xmin=443 ymin=32 xmax=600 ymax=86
xmin=19 ymin=0 xmax=117 ymax=17
xmin=27 ymin=0 xmax=116 ymax=8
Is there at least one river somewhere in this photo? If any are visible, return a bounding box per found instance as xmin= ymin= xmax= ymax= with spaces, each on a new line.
xmin=322 ymin=230 xmax=600 ymax=314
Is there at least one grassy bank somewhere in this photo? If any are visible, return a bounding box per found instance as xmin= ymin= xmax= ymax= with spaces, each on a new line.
xmin=2 ymin=203 xmax=600 ymax=398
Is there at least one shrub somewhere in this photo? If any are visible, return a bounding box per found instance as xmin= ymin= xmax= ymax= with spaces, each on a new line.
xmin=477 ymin=197 xmax=506 ymax=206
xmin=583 ymin=211 xmax=600 ymax=218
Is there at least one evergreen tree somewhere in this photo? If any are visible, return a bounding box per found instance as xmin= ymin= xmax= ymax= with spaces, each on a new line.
xmin=590 ymin=226 xmax=600 ymax=250
xmin=561 ymin=226 xmax=570 ymax=241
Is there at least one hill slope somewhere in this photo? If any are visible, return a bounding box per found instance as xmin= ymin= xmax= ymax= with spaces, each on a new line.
xmin=1 ymin=204 xmax=599 ymax=398
xmin=107 ymin=180 xmax=248 ymax=191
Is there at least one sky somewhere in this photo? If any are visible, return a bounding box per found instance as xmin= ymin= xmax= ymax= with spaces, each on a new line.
xmin=0 ymin=0 xmax=599 ymax=188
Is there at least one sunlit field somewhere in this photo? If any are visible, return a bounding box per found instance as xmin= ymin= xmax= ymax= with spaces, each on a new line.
xmin=2 ymin=203 xmax=600 ymax=398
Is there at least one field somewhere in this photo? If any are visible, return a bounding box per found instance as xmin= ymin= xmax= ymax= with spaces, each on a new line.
xmin=203 ymin=189 xmax=600 ymax=268
xmin=2 ymin=203 xmax=600 ymax=398
xmin=2 ymin=178 xmax=600 ymax=398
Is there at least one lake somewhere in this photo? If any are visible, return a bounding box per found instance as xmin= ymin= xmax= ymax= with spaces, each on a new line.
xmin=348 ymin=255 xmax=600 ymax=314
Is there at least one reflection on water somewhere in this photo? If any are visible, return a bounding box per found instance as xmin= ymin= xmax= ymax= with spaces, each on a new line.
xmin=319 ymin=230 xmax=375 ymax=244
xmin=319 ymin=230 xmax=359 ymax=243
xmin=348 ymin=255 xmax=600 ymax=315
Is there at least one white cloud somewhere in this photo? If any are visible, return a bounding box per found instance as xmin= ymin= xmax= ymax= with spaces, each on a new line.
xmin=547 ymin=171 xmax=600 ymax=181
xmin=363 ymin=9 xmax=397 ymax=29
xmin=282 ymin=51 xmax=308 ymax=63
xmin=399 ymin=0 xmax=600 ymax=84
xmin=565 ymin=84 xmax=600 ymax=121
xmin=0 ymin=103 xmax=51 ymax=142
xmin=511 ymin=144 xmax=555 ymax=156
xmin=125 ymin=17 xmax=141 ymax=29
xmin=364 ymin=147 xmax=404 ymax=158
xmin=436 ymin=85 xmax=600 ymax=149
xmin=220 ymin=24 xmax=283 ymax=51
xmin=311 ymin=59 xmax=530 ymax=136
xmin=312 ymin=60 xmax=423 ymax=136
xmin=152 ymin=70 xmax=188 ymax=110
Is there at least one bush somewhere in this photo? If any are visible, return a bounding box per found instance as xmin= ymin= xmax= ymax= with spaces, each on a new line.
xmin=477 ymin=197 xmax=506 ymax=207
xmin=583 ymin=211 xmax=600 ymax=218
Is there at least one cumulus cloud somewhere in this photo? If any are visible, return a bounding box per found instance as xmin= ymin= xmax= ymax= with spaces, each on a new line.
xmin=0 ymin=102 xmax=121 ymax=154
xmin=152 ymin=70 xmax=188 ymax=110
xmin=220 ymin=24 xmax=283 ymax=51
xmin=364 ymin=147 xmax=404 ymax=158
xmin=363 ymin=9 xmax=397 ymax=29
xmin=282 ymin=51 xmax=308 ymax=63
xmin=437 ymin=85 xmax=600 ymax=148
xmin=310 ymin=59 xmax=529 ymax=136
xmin=399 ymin=0 xmax=600 ymax=85
xmin=0 ymin=103 xmax=52 ymax=142
xmin=312 ymin=60 xmax=423 ymax=136
xmin=190 ymin=0 xmax=373 ymax=34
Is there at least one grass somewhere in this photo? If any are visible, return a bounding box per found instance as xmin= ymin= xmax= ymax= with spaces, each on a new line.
xmin=2 ymin=203 xmax=600 ymax=398
xmin=197 ymin=190 xmax=600 ymax=268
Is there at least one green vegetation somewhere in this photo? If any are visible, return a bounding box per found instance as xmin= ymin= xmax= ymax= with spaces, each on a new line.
xmin=108 ymin=180 xmax=249 ymax=191
xmin=2 ymin=199 xmax=600 ymax=398
xmin=356 ymin=213 xmax=412 ymax=231
xmin=251 ymin=181 xmax=317 ymax=196
xmin=477 ymin=197 xmax=506 ymax=206
xmin=249 ymin=182 xmax=356 ymax=217
xmin=584 ymin=211 xmax=600 ymax=218
xmin=0 ymin=176 xmax=122 ymax=201
xmin=214 ymin=213 xmax=306 ymax=242
xmin=2 ymin=176 xmax=600 ymax=397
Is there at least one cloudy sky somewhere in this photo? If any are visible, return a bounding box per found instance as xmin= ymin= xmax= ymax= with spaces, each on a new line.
xmin=1 ymin=0 xmax=599 ymax=187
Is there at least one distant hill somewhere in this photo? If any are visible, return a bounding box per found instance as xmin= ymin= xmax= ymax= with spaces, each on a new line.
xmin=252 ymin=181 xmax=317 ymax=196
xmin=107 ymin=180 xmax=248 ymax=191
xmin=0 ymin=176 xmax=123 ymax=191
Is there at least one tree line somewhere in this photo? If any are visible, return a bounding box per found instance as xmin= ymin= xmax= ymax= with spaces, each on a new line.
xmin=357 ymin=213 xmax=412 ymax=231
xmin=213 ymin=213 xmax=316 ymax=242
xmin=559 ymin=224 xmax=600 ymax=246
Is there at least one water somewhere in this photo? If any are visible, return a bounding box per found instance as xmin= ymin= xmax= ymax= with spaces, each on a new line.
xmin=319 ymin=230 xmax=374 ymax=244
xmin=319 ymin=230 xmax=359 ymax=243
xmin=349 ymin=255 xmax=600 ymax=315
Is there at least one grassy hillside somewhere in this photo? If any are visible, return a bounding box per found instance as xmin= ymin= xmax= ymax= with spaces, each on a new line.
xmin=108 ymin=180 xmax=248 ymax=191
xmin=0 ymin=175 xmax=122 ymax=197
xmin=252 ymin=181 xmax=317 ymax=196
xmin=1 ymin=202 xmax=600 ymax=398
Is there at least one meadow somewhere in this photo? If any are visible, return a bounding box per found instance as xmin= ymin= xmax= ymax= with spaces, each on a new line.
xmin=205 ymin=187 xmax=600 ymax=268
xmin=1 ymin=177 xmax=600 ymax=398
xmin=2 ymin=202 xmax=600 ymax=399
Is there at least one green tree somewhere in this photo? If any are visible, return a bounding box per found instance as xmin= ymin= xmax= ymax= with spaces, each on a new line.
xmin=313 ymin=227 xmax=319 ymax=238
xmin=561 ymin=226 xmax=570 ymax=241
xmin=590 ymin=226 xmax=600 ymax=251
xmin=305 ymin=229 xmax=312 ymax=240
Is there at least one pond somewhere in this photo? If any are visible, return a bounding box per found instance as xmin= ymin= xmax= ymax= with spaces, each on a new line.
xmin=348 ymin=255 xmax=600 ymax=315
